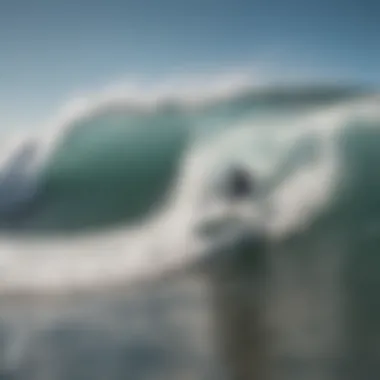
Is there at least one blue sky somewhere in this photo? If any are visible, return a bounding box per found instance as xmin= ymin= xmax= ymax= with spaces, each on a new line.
xmin=0 ymin=0 xmax=379 ymax=129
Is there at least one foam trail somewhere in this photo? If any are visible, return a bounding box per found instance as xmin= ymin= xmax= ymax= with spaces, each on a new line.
xmin=0 ymin=205 xmax=248 ymax=295
xmin=267 ymin=122 xmax=339 ymax=238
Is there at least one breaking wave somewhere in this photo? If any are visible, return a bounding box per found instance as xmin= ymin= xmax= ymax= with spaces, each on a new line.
xmin=0 ymin=80 xmax=378 ymax=295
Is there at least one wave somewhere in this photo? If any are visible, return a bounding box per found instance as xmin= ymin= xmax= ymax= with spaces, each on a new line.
xmin=0 ymin=81 xmax=379 ymax=295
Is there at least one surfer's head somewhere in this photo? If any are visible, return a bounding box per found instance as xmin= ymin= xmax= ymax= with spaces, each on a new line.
xmin=225 ymin=165 xmax=254 ymax=200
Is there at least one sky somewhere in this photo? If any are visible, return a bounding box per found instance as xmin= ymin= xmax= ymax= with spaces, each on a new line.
xmin=0 ymin=0 xmax=379 ymax=129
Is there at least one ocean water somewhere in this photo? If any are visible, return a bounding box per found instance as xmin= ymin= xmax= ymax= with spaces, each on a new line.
xmin=0 ymin=82 xmax=380 ymax=379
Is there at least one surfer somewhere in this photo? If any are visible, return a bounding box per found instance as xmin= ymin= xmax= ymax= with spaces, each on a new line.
xmin=224 ymin=165 xmax=254 ymax=200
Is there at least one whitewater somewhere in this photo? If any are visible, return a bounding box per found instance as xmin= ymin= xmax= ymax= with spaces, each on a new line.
xmin=0 ymin=78 xmax=379 ymax=296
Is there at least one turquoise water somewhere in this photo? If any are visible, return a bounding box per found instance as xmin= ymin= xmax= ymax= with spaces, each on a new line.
xmin=0 ymin=85 xmax=380 ymax=379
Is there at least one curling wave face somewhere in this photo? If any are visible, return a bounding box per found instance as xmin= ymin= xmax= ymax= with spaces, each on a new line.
xmin=0 ymin=82 xmax=379 ymax=295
